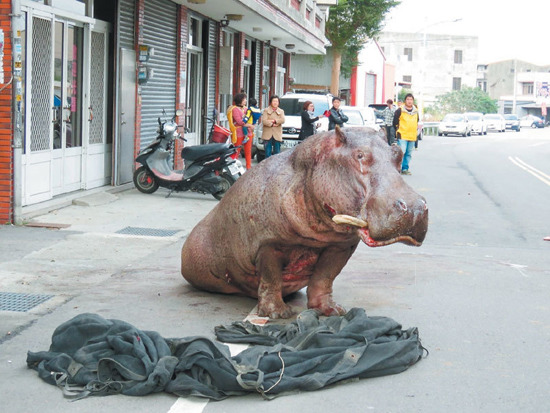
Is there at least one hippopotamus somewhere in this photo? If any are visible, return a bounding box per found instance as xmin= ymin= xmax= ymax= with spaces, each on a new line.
xmin=181 ymin=126 xmax=428 ymax=319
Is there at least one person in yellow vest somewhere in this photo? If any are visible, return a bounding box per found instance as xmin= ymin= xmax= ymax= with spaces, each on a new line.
xmin=393 ymin=93 xmax=419 ymax=175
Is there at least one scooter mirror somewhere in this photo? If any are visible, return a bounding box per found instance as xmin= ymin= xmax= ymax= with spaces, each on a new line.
xmin=175 ymin=109 xmax=184 ymax=117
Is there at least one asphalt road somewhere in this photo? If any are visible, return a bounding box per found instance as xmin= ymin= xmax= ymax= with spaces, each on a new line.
xmin=1 ymin=126 xmax=549 ymax=412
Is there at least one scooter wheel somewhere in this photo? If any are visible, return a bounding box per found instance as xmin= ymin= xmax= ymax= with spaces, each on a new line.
xmin=212 ymin=172 xmax=236 ymax=200
xmin=133 ymin=166 xmax=159 ymax=194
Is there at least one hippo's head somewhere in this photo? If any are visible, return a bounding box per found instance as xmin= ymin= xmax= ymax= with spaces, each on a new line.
xmin=290 ymin=126 xmax=428 ymax=247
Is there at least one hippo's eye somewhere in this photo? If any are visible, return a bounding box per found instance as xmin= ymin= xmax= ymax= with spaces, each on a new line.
xmin=357 ymin=152 xmax=364 ymax=159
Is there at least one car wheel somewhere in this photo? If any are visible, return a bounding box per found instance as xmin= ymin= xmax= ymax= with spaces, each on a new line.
xmin=256 ymin=151 xmax=266 ymax=162
xmin=438 ymin=132 xmax=442 ymax=136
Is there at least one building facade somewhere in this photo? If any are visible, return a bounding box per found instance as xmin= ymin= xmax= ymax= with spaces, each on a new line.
xmin=376 ymin=31 xmax=478 ymax=113
xmin=481 ymin=59 xmax=550 ymax=116
xmin=0 ymin=0 xmax=331 ymax=224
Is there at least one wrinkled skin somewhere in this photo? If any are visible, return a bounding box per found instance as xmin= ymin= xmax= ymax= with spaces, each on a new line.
xmin=181 ymin=127 xmax=428 ymax=319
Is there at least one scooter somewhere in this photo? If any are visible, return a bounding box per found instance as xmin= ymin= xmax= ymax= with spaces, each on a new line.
xmin=133 ymin=109 xmax=244 ymax=200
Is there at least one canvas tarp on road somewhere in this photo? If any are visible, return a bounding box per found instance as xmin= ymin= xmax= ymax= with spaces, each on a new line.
xmin=27 ymin=308 xmax=424 ymax=400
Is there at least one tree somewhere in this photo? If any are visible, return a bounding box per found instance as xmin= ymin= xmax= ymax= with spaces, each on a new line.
xmin=325 ymin=0 xmax=399 ymax=96
xmin=429 ymin=87 xmax=498 ymax=117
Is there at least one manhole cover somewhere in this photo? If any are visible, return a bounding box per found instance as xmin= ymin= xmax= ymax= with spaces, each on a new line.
xmin=0 ymin=292 xmax=54 ymax=312
xmin=115 ymin=227 xmax=180 ymax=237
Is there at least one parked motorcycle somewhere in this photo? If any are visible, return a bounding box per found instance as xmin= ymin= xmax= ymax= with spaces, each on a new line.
xmin=133 ymin=109 xmax=244 ymax=200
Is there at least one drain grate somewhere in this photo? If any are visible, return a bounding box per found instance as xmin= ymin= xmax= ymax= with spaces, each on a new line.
xmin=115 ymin=226 xmax=180 ymax=237
xmin=0 ymin=292 xmax=54 ymax=312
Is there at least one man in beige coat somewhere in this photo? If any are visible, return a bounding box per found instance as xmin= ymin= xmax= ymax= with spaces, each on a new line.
xmin=261 ymin=95 xmax=285 ymax=158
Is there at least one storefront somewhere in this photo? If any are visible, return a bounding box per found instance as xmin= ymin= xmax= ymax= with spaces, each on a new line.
xmin=1 ymin=0 xmax=330 ymax=224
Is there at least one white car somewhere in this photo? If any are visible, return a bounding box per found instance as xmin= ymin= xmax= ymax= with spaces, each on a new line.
xmin=255 ymin=92 xmax=332 ymax=161
xmin=356 ymin=106 xmax=381 ymax=130
xmin=483 ymin=113 xmax=506 ymax=132
xmin=464 ymin=112 xmax=487 ymax=135
xmin=438 ymin=113 xmax=472 ymax=137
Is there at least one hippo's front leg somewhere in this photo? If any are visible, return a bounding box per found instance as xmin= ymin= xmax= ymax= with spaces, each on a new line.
xmin=306 ymin=244 xmax=357 ymax=316
xmin=256 ymin=245 xmax=294 ymax=319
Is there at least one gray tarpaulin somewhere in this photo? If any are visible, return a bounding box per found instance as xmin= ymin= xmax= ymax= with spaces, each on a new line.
xmin=27 ymin=308 xmax=425 ymax=400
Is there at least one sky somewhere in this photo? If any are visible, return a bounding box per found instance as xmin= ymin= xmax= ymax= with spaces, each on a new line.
xmin=381 ymin=0 xmax=550 ymax=65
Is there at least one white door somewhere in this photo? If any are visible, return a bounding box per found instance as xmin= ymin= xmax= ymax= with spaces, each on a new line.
xmin=23 ymin=13 xmax=110 ymax=205
xmin=185 ymin=50 xmax=203 ymax=147
xmin=51 ymin=19 xmax=84 ymax=196
xmin=85 ymin=23 xmax=112 ymax=189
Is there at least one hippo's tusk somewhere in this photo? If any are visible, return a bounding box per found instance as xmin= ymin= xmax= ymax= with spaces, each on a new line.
xmin=332 ymin=214 xmax=368 ymax=228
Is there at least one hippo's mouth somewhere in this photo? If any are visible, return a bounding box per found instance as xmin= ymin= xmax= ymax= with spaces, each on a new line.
xmin=332 ymin=214 xmax=422 ymax=247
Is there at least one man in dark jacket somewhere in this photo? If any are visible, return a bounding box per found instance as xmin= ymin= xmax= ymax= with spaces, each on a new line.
xmin=328 ymin=97 xmax=349 ymax=130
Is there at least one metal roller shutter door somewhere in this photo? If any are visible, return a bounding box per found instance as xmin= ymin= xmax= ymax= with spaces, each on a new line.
xmin=139 ymin=0 xmax=178 ymax=149
xmin=118 ymin=0 xmax=135 ymax=50
xmin=205 ymin=21 xmax=217 ymax=141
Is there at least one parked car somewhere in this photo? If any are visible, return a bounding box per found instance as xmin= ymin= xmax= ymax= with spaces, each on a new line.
xmin=520 ymin=114 xmax=545 ymax=128
xmin=437 ymin=113 xmax=472 ymax=137
xmin=255 ymin=92 xmax=333 ymax=161
xmin=483 ymin=113 xmax=506 ymax=132
xmin=356 ymin=106 xmax=380 ymax=130
xmin=340 ymin=105 xmax=365 ymax=128
xmin=503 ymin=114 xmax=521 ymax=132
xmin=464 ymin=112 xmax=487 ymax=135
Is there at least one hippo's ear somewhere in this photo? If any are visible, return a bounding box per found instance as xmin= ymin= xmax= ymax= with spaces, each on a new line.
xmin=334 ymin=125 xmax=347 ymax=146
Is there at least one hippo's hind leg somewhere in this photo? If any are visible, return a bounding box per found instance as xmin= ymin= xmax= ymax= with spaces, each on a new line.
xmin=256 ymin=245 xmax=294 ymax=319
xmin=306 ymin=245 xmax=356 ymax=316
xmin=181 ymin=228 xmax=242 ymax=295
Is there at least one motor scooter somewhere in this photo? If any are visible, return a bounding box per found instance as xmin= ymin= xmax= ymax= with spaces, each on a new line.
xmin=133 ymin=109 xmax=244 ymax=200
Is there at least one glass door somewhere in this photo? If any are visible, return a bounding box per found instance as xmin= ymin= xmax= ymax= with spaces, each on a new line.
xmin=52 ymin=21 xmax=83 ymax=150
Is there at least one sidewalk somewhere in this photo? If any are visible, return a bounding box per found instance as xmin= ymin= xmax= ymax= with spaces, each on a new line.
xmin=1 ymin=185 xmax=244 ymax=344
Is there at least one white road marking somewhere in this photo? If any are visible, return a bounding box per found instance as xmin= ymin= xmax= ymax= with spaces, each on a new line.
xmin=167 ymin=306 xmax=267 ymax=412
xmin=508 ymin=156 xmax=550 ymax=186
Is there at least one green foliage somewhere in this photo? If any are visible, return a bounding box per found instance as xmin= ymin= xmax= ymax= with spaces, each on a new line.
xmin=398 ymin=88 xmax=414 ymax=102
xmin=325 ymin=0 xmax=400 ymax=80
xmin=429 ymin=87 xmax=498 ymax=117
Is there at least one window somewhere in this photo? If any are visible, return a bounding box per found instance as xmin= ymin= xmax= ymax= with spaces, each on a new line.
xmin=404 ymin=47 xmax=413 ymax=61
xmin=452 ymin=77 xmax=462 ymax=91
xmin=403 ymin=75 xmax=412 ymax=84
xmin=189 ymin=17 xmax=201 ymax=47
xmin=454 ymin=50 xmax=463 ymax=64
xmin=522 ymin=83 xmax=534 ymax=95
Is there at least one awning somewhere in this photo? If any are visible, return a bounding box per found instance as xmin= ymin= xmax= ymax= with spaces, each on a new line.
xmin=175 ymin=0 xmax=329 ymax=55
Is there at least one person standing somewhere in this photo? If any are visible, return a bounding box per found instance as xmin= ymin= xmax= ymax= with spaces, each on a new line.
xmin=298 ymin=100 xmax=324 ymax=140
xmin=227 ymin=93 xmax=249 ymax=159
xmin=261 ymin=95 xmax=285 ymax=158
xmin=328 ymin=97 xmax=349 ymax=130
xmin=393 ymin=93 xmax=419 ymax=175
xmin=241 ymin=97 xmax=261 ymax=170
xmin=376 ymin=99 xmax=397 ymax=145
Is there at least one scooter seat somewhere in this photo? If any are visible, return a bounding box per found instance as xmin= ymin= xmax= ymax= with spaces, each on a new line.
xmin=181 ymin=142 xmax=231 ymax=161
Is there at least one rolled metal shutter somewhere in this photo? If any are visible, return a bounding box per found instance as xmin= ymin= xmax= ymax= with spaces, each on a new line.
xmin=118 ymin=0 xmax=135 ymax=50
xmin=205 ymin=20 xmax=217 ymax=142
xmin=139 ymin=0 xmax=178 ymax=149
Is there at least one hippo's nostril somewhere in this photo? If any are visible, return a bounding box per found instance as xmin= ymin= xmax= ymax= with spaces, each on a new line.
xmin=396 ymin=199 xmax=408 ymax=212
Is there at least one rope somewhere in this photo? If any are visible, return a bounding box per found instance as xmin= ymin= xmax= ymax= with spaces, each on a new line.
xmin=261 ymin=351 xmax=285 ymax=395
